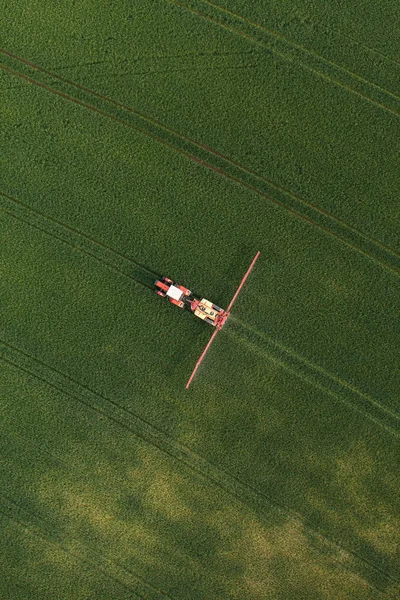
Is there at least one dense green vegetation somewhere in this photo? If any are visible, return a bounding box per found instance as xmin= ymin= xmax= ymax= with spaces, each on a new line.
xmin=1 ymin=0 xmax=399 ymax=598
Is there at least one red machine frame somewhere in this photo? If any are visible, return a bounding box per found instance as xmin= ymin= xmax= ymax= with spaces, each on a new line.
xmin=185 ymin=251 xmax=260 ymax=389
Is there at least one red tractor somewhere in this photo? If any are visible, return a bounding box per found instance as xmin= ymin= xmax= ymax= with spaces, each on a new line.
xmin=155 ymin=277 xmax=228 ymax=329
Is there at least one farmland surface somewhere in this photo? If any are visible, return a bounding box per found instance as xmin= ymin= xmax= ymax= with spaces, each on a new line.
xmin=0 ymin=1 xmax=399 ymax=598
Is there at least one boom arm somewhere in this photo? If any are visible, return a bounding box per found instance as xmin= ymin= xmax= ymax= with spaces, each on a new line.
xmin=185 ymin=251 xmax=260 ymax=389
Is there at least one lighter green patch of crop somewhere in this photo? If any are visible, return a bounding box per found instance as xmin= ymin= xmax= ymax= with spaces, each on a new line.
xmin=209 ymin=508 xmax=373 ymax=600
xmin=1 ymin=0 xmax=399 ymax=596
xmin=36 ymin=468 xmax=160 ymax=567
xmin=129 ymin=447 xmax=193 ymax=522
xmin=362 ymin=515 xmax=400 ymax=558
xmin=308 ymin=439 xmax=400 ymax=562
xmin=335 ymin=441 xmax=400 ymax=558
xmin=146 ymin=472 xmax=192 ymax=521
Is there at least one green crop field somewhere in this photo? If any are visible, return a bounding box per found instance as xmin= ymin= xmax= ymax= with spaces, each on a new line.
xmin=1 ymin=1 xmax=399 ymax=598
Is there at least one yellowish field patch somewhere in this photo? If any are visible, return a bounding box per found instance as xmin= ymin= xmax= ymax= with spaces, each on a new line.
xmin=210 ymin=508 xmax=375 ymax=600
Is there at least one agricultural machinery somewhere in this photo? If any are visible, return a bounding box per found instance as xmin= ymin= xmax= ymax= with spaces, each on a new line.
xmin=154 ymin=251 xmax=261 ymax=388
xmin=155 ymin=276 xmax=228 ymax=329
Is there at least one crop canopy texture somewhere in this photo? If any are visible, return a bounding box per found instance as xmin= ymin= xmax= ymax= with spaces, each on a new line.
xmin=0 ymin=1 xmax=399 ymax=599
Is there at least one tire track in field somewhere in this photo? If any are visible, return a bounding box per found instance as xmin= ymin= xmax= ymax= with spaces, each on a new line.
xmin=200 ymin=0 xmax=400 ymax=86
xmin=227 ymin=318 xmax=400 ymax=439
xmin=322 ymin=25 xmax=400 ymax=70
xmin=1 ymin=189 xmax=398 ymax=438
xmin=1 ymin=50 xmax=400 ymax=278
xmin=0 ymin=191 xmax=157 ymax=291
xmin=0 ymin=431 xmax=394 ymax=600
xmin=0 ymin=495 xmax=168 ymax=600
xmin=1 ymin=189 xmax=399 ymax=438
xmin=167 ymin=0 xmax=400 ymax=117
xmin=306 ymin=23 xmax=400 ymax=74
xmin=289 ymin=17 xmax=400 ymax=72
xmin=0 ymin=427 xmax=214 ymax=595
xmin=357 ymin=42 xmax=400 ymax=68
xmin=164 ymin=0 xmax=400 ymax=73
xmin=0 ymin=339 xmax=291 ymax=522
xmin=0 ymin=340 xmax=398 ymax=588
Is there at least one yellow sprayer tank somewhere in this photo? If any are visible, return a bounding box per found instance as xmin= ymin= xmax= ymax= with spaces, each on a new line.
xmin=193 ymin=299 xmax=220 ymax=324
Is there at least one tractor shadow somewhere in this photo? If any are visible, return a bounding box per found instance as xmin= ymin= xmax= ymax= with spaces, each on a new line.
xmin=131 ymin=264 xmax=158 ymax=290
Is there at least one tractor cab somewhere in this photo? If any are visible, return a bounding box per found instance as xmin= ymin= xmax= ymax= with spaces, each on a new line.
xmin=155 ymin=277 xmax=192 ymax=309
xmin=155 ymin=277 xmax=228 ymax=328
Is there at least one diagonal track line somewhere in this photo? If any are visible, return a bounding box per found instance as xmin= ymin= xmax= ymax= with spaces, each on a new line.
xmin=1 ymin=190 xmax=398 ymax=431
xmin=0 ymin=495 xmax=169 ymax=600
xmin=166 ymin=0 xmax=400 ymax=117
xmin=0 ymin=426 xmax=221 ymax=592
xmin=1 ymin=46 xmax=398 ymax=263
xmin=200 ymin=0 xmax=400 ymax=99
xmin=0 ymin=22 xmax=396 ymax=596
xmin=0 ymin=340 xmax=399 ymax=587
xmin=1 ymin=50 xmax=399 ymax=277
xmin=227 ymin=319 xmax=400 ymax=439
xmin=0 ymin=338 xmax=293 ymax=522
xmin=0 ymin=190 xmax=157 ymax=291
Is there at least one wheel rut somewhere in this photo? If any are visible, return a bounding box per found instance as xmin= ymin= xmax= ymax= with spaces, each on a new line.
xmin=1 ymin=49 xmax=399 ymax=278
